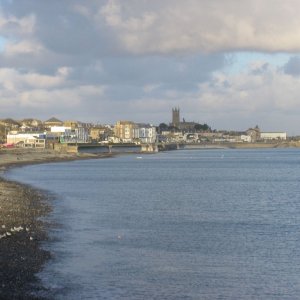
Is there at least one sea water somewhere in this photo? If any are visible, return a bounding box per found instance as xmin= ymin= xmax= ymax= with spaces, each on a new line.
xmin=5 ymin=149 xmax=300 ymax=299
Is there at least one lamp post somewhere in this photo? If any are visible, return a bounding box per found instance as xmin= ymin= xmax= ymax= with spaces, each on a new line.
xmin=4 ymin=127 xmax=7 ymax=144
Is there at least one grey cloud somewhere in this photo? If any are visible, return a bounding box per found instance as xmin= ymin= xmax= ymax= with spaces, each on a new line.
xmin=1 ymin=1 xmax=300 ymax=133
xmin=4 ymin=0 xmax=300 ymax=58
xmin=283 ymin=56 xmax=300 ymax=76
xmin=1 ymin=0 xmax=119 ymax=57
xmin=70 ymin=54 xmax=225 ymax=88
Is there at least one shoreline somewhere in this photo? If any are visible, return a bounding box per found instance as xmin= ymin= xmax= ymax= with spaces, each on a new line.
xmin=0 ymin=178 xmax=51 ymax=299
xmin=0 ymin=148 xmax=115 ymax=299
xmin=0 ymin=148 xmax=116 ymax=171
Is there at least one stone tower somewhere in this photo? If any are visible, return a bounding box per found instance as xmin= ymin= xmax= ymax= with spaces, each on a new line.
xmin=172 ymin=107 xmax=180 ymax=127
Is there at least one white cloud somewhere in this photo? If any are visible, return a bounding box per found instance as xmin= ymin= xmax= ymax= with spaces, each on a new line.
xmin=3 ymin=40 xmax=43 ymax=56
xmin=56 ymin=67 xmax=71 ymax=77
xmin=19 ymin=88 xmax=81 ymax=109
xmin=193 ymin=65 xmax=300 ymax=116
xmin=98 ymin=0 xmax=300 ymax=54
xmin=1 ymin=1 xmax=300 ymax=132
xmin=0 ymin=67 xmax=105 ymax=115
xmin=0 ymin=67 xmax=70 ymax=90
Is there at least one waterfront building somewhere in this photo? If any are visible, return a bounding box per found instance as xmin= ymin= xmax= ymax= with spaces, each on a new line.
xmin=114 ymin=121 xmax=137 ymax=142
xmin=133 ymin=124 xmax=157 ymax=143
xmin=89 ymin=128 xmax=102 ymax=141
xmin=246 ymin=126 xmax=261 ymax=142
xmin=46 ymin=125 xmax=89 ymax=143
xmin=6 ymin=132 xmax=46 ymax=148
xmin=89 ymin=127 xmax=113 ymax=142
xmin=114 ymin=121 xmax=157 ymax=144
xmin=260 ymin=132 xmax=287 ymax=140
xmin=60 ymin=127 xmax=89 ymax=143
xmin=240 ymin=135 xmax=252 ymax=142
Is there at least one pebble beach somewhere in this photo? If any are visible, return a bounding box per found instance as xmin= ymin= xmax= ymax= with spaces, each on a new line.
xmin=0 ymin=148 xmax=113 ymax=299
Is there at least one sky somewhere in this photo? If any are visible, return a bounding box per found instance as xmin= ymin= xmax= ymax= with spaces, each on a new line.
xmin=1 ymin=0 xmax=300 ymax=134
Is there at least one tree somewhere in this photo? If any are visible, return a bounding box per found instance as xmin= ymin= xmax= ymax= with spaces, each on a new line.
xmin=158 ymin=123 xmax=169 ymax=132
xmin=194 ymin=123 xmax=211 ymax=132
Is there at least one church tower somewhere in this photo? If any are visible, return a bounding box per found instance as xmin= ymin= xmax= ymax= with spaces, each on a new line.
xmin=172 ymin=107 xmax=180 ymax=127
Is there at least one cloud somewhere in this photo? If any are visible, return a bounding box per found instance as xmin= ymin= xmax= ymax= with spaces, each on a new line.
xmin=283 ymin=56 xmax=300 ymax=76
xmin=106 ymin=61 xmax=300 ymax=132
xmin=180 ymin=63 xmax=300 ymax=131
xmin=98 ymin=0 xmax=300 ymax=54
xmin=0 ymin=12 xmax=35 ymax=36
xmin=0 ymin=1 xmax=300 ymax=133
xmin=3 ymin=39 xmax=43 ymax=55
xmin=0 ymin=66 xmax=106 ymax=120
xmin=3 ymin=0 xmax=300 ymax=58
xmin=0 ymin=67 xmax=69 ymax=90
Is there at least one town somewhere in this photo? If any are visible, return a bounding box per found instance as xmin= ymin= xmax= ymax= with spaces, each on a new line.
xmin=0 ymin=108 xmax=293 ymax=152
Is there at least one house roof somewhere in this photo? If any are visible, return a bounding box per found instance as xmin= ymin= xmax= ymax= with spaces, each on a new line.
xmin=45 ymin=117 xmax=63 ymax=123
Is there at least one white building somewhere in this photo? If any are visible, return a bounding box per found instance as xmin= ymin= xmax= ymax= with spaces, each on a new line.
xmin=260 ymin=132 xmax=287 ymax=140
xmin=133 ymin=124 xmax=157 ymax=143
xmin=60 ymin=127 xmax=89 ymax=143
xmin=240 ymin=135 xmax=251 ymax=142
xmin=7 ymin=132 xmax=46 ymax=148
xmin=50 ymin=126 xmax=71 ymax=133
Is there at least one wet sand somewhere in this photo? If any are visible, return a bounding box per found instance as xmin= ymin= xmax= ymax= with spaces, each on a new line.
xmin=0 ymin=148 xmax=113 ymax=299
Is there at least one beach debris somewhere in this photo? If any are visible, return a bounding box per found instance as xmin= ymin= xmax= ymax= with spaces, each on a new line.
xmin=13 ymin=226 xmax=24 ymax=232
xmin=29 ymin=236 xmax=33 ymax=241
xmin=0 ymin=233 xmax=6 ymax=239
xmin=25 ymin=227 xmax=30 ymax=232
xmin=1 ymin=225 xmax=5 ymax=229
xmin=6 ymin=232 xmax=11 ymax=236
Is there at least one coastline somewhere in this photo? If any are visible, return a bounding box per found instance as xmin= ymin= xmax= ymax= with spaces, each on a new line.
xmin=0 ymin=148 xmax=115 ymax=299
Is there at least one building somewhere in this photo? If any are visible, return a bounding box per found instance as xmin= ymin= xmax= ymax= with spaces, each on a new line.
xmin=7 ymin=132 xmax=46 ymax=148
xmin=178 ymin=120 xmax=198 ymax=131
xmin=50 ymin=126 xmax=71 ymax=133
xmin=44 ymin=117 xmax=63 ymax=128
xmin=260 ymin=132 xmax=287 ymax=140
xmin=20 ymin=119 xmax=43 ymax=131
xmin=89 ymin=128 xmax=102 ymax=141
xmin=172 ymin=108 xmax=180 ymax=127
xmin=114 ymin=121 xmax=137 ymax=142
xmin=133 ymin=124 xmax=157 ymax=143
xmin=59 ymin=127 xmax=89 ymax=143
xmin=246 ymin=126 xmax=261 ymax=142
xmin=63 ymin=120 xmax=79 ymax=129
xmin=89 ymin=127 xmax=113 ymax=142
xmin=170 ymin=108 xmax=198 ymax=131
xmin=240 ymin=135 xmax=252 ymax=142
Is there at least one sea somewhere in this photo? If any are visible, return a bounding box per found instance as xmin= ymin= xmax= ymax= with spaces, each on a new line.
xmin=5 ymin=148 xmax=300 ymax=299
